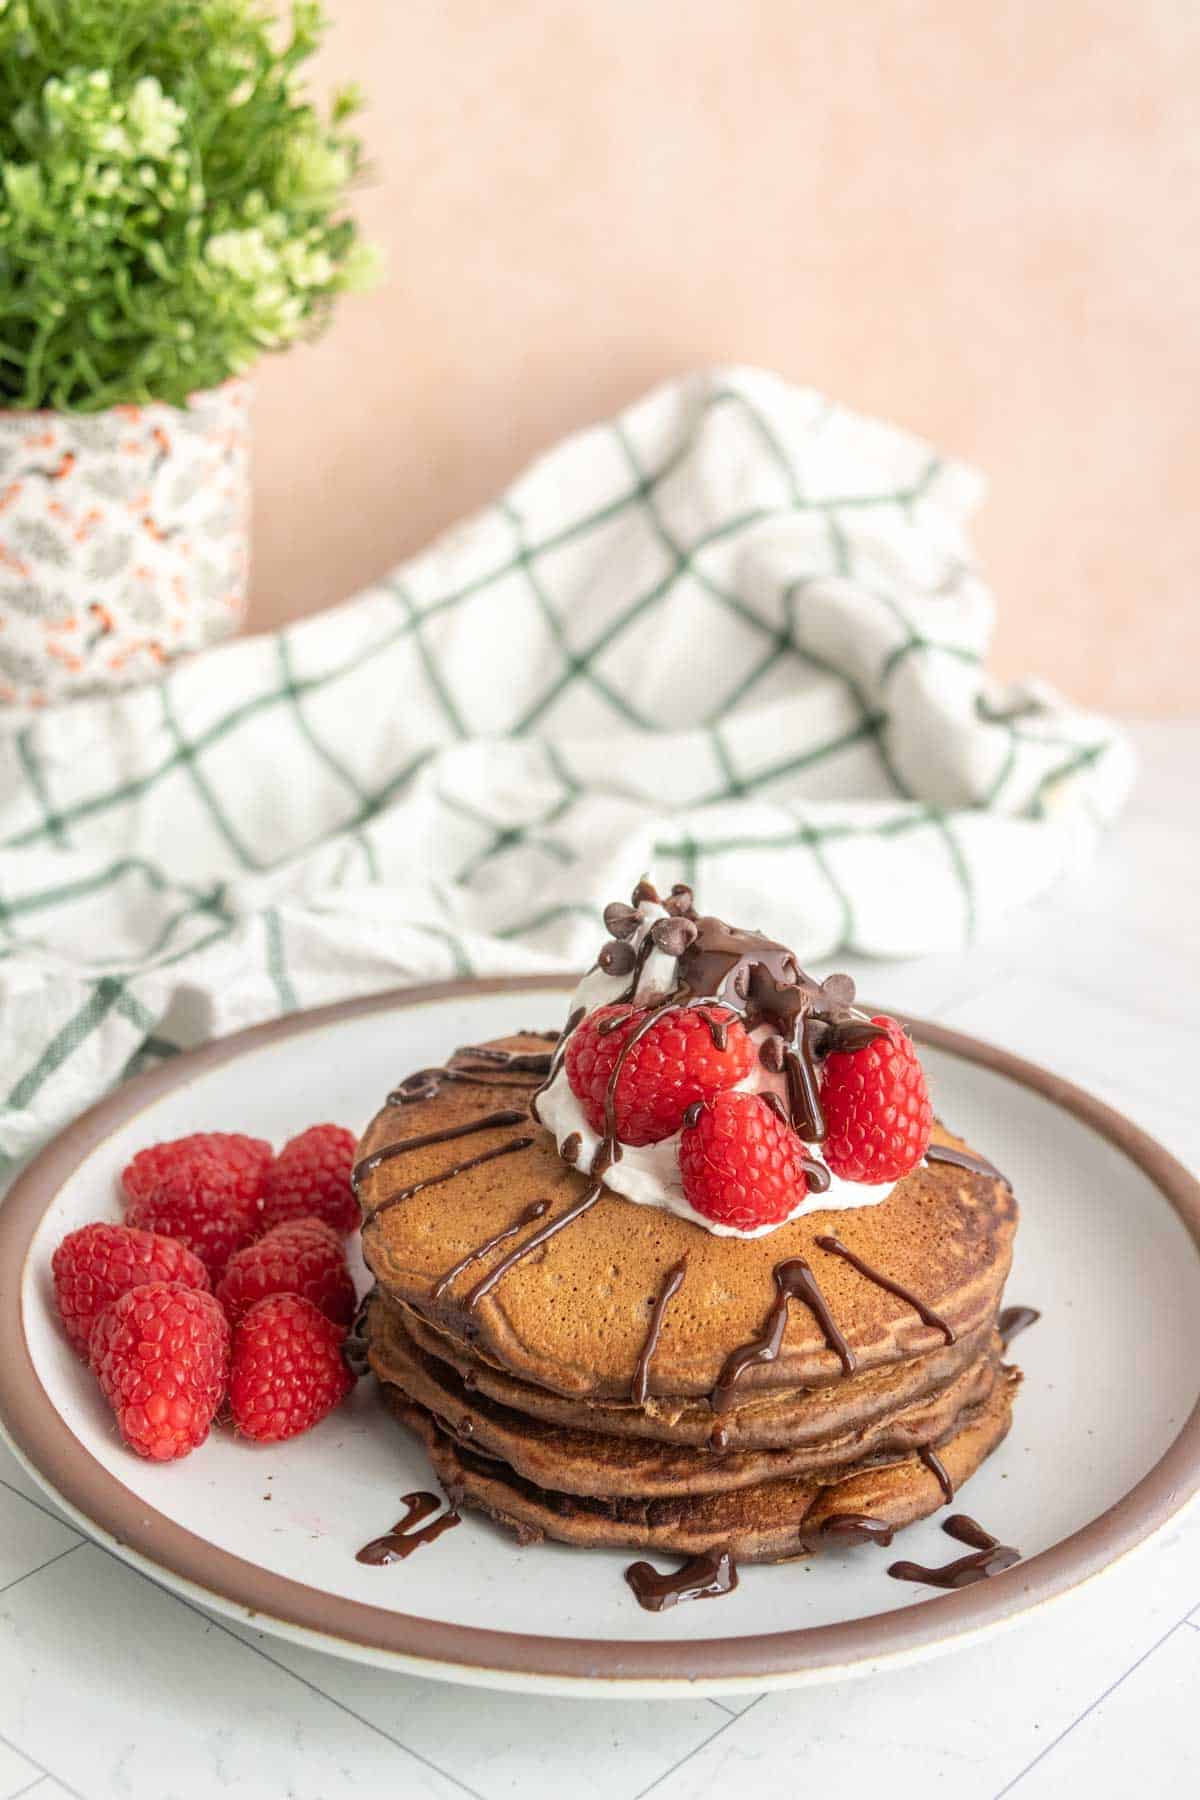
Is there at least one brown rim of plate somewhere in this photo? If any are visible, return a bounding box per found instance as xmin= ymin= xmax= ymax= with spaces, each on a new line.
xmin=1 ymin=974 xmax=1198 ymax=1689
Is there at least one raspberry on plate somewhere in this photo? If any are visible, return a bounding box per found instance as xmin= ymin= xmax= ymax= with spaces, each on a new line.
xmin=52 ymin=1221 xmax=210 ymax=1358
xmin=216 ymin=1218 xmax=356 ymax=1328
xmin=260 ymin=1124 xmax=358 ymax=1235
xmin=121 ymin=1132 xmax=272 ymax=1211
xmin=90 ymin=1281 xmax=231 ymax=1461
xmin=125 ymin=1150 xmax=261 ymax=1280
xmin=821 ymin=1014 xmax=933 ymax=1183
xmin=565 ymin=1003 xmax=755 ymax=1146
xmin=228 ymin=1292 xmax=353 ymax=1442
xmin=678 ymin=1090 xmax=810 ymax=1231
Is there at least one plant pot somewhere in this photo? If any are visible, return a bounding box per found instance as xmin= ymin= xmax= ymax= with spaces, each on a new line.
xmin=0 ymin=379 xmax=251 ymax=705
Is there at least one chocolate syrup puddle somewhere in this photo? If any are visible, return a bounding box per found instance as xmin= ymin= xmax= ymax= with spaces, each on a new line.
xmin=431 ymin=1200 xmax=552 ymax=1301
xmin=712 ymin=1258 xmax=856 ymax=1412
xmin=925 ymin=1143 xmax=1009 ymax=1186
xmin=630 ymin=1258 xmax=688 ymax=1405
xmin=364 ymin=1136 xmax=535 ymax=1221
xmin=919 ymin=1446 xmax=955 ymax=1505
xmin=463 ymin=1183 xmax=603 ymax=1310
xmin=624 ymin=1547 xmax=738 ymax=1612
xmin=354 ymin=1108 xmax=528 ymax=1191
xmin=820 ymin=1513 xmax=896 ymax=1548
xmin=888 ymin=1514 xmax=1019 ymax=1589
xmin=356 ymin=1492 xmax=461 ymax=1565
xmin=998 ymin=1305 xmax=1041 ymax=1348
xmin=816 ymin=1234 xmax=957 ymax=1345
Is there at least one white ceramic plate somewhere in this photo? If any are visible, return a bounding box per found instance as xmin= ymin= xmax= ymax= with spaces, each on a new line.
xmin=2 ymin=977 xmax=1198 ymax=1699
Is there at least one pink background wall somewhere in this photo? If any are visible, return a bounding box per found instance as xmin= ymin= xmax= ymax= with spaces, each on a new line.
xmin=248 ymin=1 xmax=1199 ymax=713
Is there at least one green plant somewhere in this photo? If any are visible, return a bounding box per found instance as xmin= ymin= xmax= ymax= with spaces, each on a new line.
xmin=0 ymin=0 xmax=380 ymax=411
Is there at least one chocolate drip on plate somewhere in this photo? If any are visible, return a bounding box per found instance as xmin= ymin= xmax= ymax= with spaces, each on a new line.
xmin=363 ymin=1135 xmax=535 ymax=1222
xmin=463 ymin=1183 xmax=604 ymax=1311
xmin=998 ymin=1305 xmax=1041 ymax=1348
xmin=341 ymin=1284 xmax=377 ymax=1380
xmin=356 ymin=1492 xmax=461 ymax=1565
xmin=816 ymin=1234 xmax=957 ymax=1345
xmin=630 ymin=1258 xmax=688 ymax=1405
xmin=925 ymin=1143 xmax=1010 ymax=1187
xmin=624 ymin=1547 xmax=738 ymax=1612
xmin=888 ymin=1514 xmax=1020 ymax=1588
xmin=919 ymin=1445 xmax=955 ymax=1505
xmin=820 ymin=1513 xmax=897 ymax=1548
xmin=712 ymin=1258 xmax=856 ymax=1412
xmin=431 ymin=1199 xmax=551 ymax=1301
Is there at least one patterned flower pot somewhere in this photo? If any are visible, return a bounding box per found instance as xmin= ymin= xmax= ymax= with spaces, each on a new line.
xmin=0 ymin=379 xmax=251 ymax=705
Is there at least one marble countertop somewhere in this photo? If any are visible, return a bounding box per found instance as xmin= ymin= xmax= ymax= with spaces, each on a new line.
xmin=1 ymin=719 xmax=1196 ymax=1800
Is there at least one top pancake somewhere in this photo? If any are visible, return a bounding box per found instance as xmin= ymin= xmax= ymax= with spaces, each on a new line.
xmin=358 ymin=1034 xmax=1017 ymax=1402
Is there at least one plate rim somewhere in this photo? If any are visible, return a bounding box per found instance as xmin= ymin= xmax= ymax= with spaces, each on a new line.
xmin=2 ymin=973 xmax=1199 ymax=1692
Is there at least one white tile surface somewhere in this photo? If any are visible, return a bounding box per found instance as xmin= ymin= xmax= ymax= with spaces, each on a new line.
xmin=0 ymin=719 xmax=1197 ymax=1798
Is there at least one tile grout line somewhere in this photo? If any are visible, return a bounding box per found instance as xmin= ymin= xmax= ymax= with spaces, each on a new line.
xmin=6 ymin=1777 xmax=51 ymax=1800
xmin=0 ymin=1541 xmax=85 ymax=1600
xmin=631 ymin=1694 xmax=765 ymax=1799
xmin=86 ymin=1543 xmax=490 ymax=1800
xmin=0 ymin=1728 xmax=83 ymax=1800
xmin=0 ymin=1476 xmax=84 ymax=1537
xmin=992 ymin=1612 xmax=1199 ymax=1798
xmin=706 ymin=1698 xmax=737 ymax=1717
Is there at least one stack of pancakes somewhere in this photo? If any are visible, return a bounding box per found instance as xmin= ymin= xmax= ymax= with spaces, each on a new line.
xmin=357 ymin=1034 xmax=1020 ymax=1563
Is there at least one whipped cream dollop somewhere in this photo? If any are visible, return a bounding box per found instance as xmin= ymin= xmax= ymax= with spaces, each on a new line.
xmin=536 ymin=897 xmax=900 ymax=1238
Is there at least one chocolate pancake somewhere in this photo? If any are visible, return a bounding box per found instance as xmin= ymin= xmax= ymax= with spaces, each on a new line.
xmin=358 ymin=1036 xmax=1017 ymax=1404
xmin=383 ymin=1368 xmax=1020 ymax=1562
xmin=397 ymin=1297 xmax=999 ymax=1451
xmin=368 ymin=1293 xmax=1004 ymax=1498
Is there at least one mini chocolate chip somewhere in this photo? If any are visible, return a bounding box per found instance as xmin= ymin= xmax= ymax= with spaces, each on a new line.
xmin=650 ymin=915 xmax=698 ymax=956
xmin=662 ymin=884 xmax=696 ymax=918
xmin=598 ymin=938 xmax=637 ymax=975
xmin=631 ymin=877 xmax=661 ymax=906
xmin=820 ymin=972 xmax=856 ymax=1007
xmin=603 ymin=901 xmax=641 ymax=940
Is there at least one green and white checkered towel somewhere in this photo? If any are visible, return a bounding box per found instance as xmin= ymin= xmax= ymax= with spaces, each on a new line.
xmin=0 ymin=366 xmax=1132 ymax=1168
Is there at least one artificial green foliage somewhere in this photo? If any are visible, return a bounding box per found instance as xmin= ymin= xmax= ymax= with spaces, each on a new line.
xmin=0 ymin=0 xmax=380 ymax=411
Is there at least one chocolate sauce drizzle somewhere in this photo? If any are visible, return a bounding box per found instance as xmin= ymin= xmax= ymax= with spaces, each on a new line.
xmin=624 ymin=1547 xmax=738 ymax=1612
xmin=431 ymin=1199 xmax=551 ymax=1300
xmin=820 ymin=1513 xmax=897 ymax=1548
xmin=919 ymin=1445 xmax=956 ymax=1505
xmin=998 ymin=1305 xmax=1041 ymax=1348
xmin=462 ymin=1183 xmax=604 ymax=1311
xmin=712 ymin=1257 xmax=856 ymax=1412
xmin=355 ymin=1492 xmax=461 ymax=1565
xmin=888 ymin=1514 xmax=1020 ymax=1589
xmin=453 ymin=1044 xmax=555 ymax=1075
xmin=925 ymin=1143 xmax=1009 ymax=1186
xmin=363 ymin=1136 xmax=535 ymax=1222
xmin=816 ymin=1233 xmax=957 ymax=1345
xmin=630 ymin=1258 xmax=688 ymax=1406
xmin=354 ymin=1108 xmax=528 ymax=1191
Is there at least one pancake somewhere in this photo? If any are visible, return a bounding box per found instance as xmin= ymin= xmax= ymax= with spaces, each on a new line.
xmin=397 ymin=1297 xmax=999 ymax=1451
xmin=384 ymin=1367 xmax=1020 ymax=1563
xmin=367 ymin=1294 xmax=1005 ymax=1499
xmin=358 ymin=1035 xmax=1017 ymax=1402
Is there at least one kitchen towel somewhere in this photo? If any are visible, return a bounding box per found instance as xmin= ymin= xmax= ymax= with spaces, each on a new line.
xmin=0 ymin=366 xmax=1133 ymax=1165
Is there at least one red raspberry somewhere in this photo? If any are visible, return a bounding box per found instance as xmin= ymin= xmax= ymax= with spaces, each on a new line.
xmin=565 ymin=1004 xmax=755 ymax=1145
xmin=821 ymin=1015 xmax=933 ymax=1182
xmin=125 ymin=1150 xmax=261 ymax=1280
xmin=260 ymin=1124 xmax=358 ymax=1235
xmin=122 ymin=1132 xmax=272 ymax=1211
xmin=228 ymin=1293 xmax=352 ymax=1442
xmin=678 ymin=1090 xmax=809 ymax=1231
xmin=90 ymin=1282 xmax=230 ymax=1462
xmin=216 ymin=1218 xmax=356 ymax=1328
xmin=52 ymin=1222 xmax=210 ymax=1358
